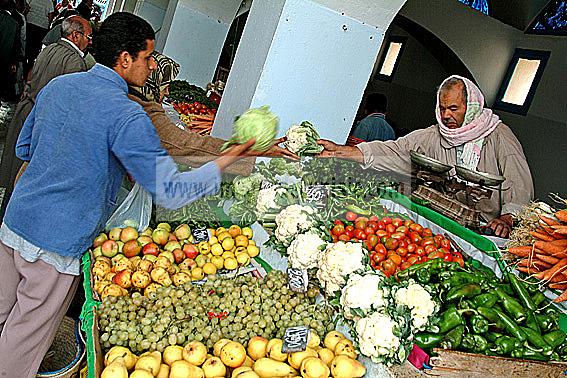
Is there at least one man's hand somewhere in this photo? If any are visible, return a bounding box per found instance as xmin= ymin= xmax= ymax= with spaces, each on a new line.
xmin=264 ymin=137 xmax=299 ymax=160
xmin=316 ymin=139 xmax=364 ymax=162
xmin=215 ymin=139 xmax=257 ymax=170
xmin=486 ymin=214 xmax=514 ymax=238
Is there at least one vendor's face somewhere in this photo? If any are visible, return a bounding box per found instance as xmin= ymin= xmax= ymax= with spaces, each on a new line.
xmin=125 ymin=40 xmax=157 ymax=87
xmin=439 ymin=83 xmax=467 ymax=129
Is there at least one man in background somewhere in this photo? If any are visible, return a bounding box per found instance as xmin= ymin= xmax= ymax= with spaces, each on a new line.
xmin=0 ymin=15 xmax=90 ymax=221
xmin=24 ymin=0 xmax=54 ymax=73
xmin=349 ymin=92 xmax=395 ymax=144
xmin=0 ymin=0 xmax=21 ymax=103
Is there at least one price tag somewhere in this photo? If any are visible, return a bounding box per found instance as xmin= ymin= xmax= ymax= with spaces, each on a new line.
xmin=287 ymin=267 xmax=308 ymax=293
xmin=261 ymin=180 xmax=275 ymax=190
xmin=306 ymin=185 xmax=329 ymax=208
xmin=192 ymin=228 xmax=209 ymax=243
xmin=282 ymin=326 xmax=310 ymax=353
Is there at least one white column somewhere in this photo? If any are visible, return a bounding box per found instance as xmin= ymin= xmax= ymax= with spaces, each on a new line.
xmin=212 ymin=0 xmax=406 ymax=143
xmin=161 ymin=0 xmax=242 ymax=87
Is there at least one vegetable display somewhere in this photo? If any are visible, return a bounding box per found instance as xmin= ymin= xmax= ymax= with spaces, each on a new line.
xmin=221 ymin=106 xmax=279 ymax=152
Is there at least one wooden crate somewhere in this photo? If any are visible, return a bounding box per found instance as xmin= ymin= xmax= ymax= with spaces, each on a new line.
xmin=425 ymin=348 xmax=567 ymax=377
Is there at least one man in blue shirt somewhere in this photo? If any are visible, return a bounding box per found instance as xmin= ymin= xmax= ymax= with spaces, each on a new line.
xmin=0 ymin=12 xmax=255 ymax=377
xmin=350 ymin=93 xmax=395 ymax=143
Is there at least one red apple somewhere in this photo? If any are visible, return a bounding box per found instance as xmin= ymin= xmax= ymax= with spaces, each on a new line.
xmin=142 ymin=242 xmax=160 ymax=256
xmin=183 ymin=243 xmax=198 ymax=259
xmin=123 ymin=240 xmax=142 ymax=258
xmin=152 ymin=229 xmax=169 ymax=246
xmin=101 ymin=240 xmax=119 ymax=258
xmin=172 ymin=248 xmax=185 ymax=264
xmin=112 ymin=269 xmax=132 ymax=289
xmin=120 ymin=226 xmax=139 ymax=243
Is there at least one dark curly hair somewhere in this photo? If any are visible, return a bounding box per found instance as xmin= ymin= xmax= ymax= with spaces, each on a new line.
xmin=93 ymin=12 xmax=155 ymax=68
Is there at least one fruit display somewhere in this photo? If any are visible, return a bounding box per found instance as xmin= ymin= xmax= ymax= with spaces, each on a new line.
xmin=329 ymin=211 xmax=465 ymax=277
xmin=101 ymin=329 xmax=366 ymax=378
xmin=97 ymin=270 xmax=333 ymax=354
xmin=91 ymin=223 xmax=260 ymax=300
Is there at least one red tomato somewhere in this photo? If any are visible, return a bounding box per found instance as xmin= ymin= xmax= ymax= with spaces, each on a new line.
xmin=407 ymin=243 xmax=418 ymax=253
xmin=392 ymin=218 xmax=404 ymax=228
xmin=385 ymin=224 xmax=396 ymax=234
xmin=415 ymin=247 xmax=426 ymax=256
xmin=396 ymin=226 xmax=409 ymax=235
xmin=397 ymin=247 xmax=408 ymax=257
xmin=434 ymin=235 xmax=444 ymax=246
xmin=356 ymin=216 xmax=369 ymax=222
xmin=355 ymin=220 xmax=367 ymax=230
xmin=409 ymin=223 xmax=423 ymax=234
xmin=377 ymin=221 xmax=386 ymax=230
xmin=422 ymin=228 xmax=433 ymax=237
xmin=391 ymin=232 xmax=406 ymax=240
xmin=345 ymin=211 xmax=357 ymax=221
xmin=407 ymin=255 xmax=420 ymax=265
xmin=400 ymin=261 xmax=412 ymax=271
xmin=382 ymin=217 xmax=393 ymax=225
xmin=384 ymin=238 xmax=399 ymax=250
xmin=338 ymin=234 xmax=351 ymax=242
xmin=332 ymin=225 xmax=345 ymax=236
xmin=374 ymin=243 xmax=387 ymax=254
xmin=364 ymin=240 xmax=374 ymax=250
xmin=428 ymin=250 xmax=444 ymax=260
xmin=345 ymin=225 xmax=354 ymax=232
xmin=443 ymin=252 xmax=453 ymax=262
xmin=376 ymin=230 xmax=388 ymax=238
xmin=369 ymin=215 xmax=379 ymax=222
xmin=425 ymin=244 xmax=438 ymax=254
xmin=367 ymin=221 xmax=379 ymax=231
xmin=404 ymin=219 xmax=413 ymax=227
xmin=420 ymin=256 xmax=429 ymax=263
xmin=398 ymin=239 xmax=408 ymax=248
xmin=352 ymin=229 xmax=363 ymax=239
xmin=388 ymin=254 xmax=402 ymax=266
xmin=382 ymin=259 xmax=397 ymax=275
xmin=373 ymin=252 xmax=386 ymax=263
xmin=440 ymin=238 xmax=452 ymax=250
xmin=333 ymin=219 xmax=344 ymax=226
xmin=409 ymin=232 xmax=422 ymax=244
xmin=345 ymin=230 xmax=353 ymax=238
xmin=359 ymin=232 xmax=367 ymax=240
xmin=364 ymin=227 xmax=375 ymax=236
xmin=367 ymin=234 xmax=379 ymax=247
xmin=421 ymin=237 xmax=436 ymax=247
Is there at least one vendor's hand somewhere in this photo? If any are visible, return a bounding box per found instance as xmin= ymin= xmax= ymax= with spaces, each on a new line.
xmin=216 ymin=139 xmax=257 ymax=170
xmin=316 ymin=139 xmax=364 ymax=162
xmin=486 ymin=214 xmax=513 ymax=238
xmin=316 ymin=139 xmax=340 ymax=157
xmin=264 ymin=137 xmax=299 ymax=160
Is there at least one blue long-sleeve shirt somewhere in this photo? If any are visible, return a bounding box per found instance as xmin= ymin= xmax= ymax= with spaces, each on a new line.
xmin=4 ymin=64 xmax=220 ymax=259
xmin=351 ymin=113 xmax=395 ymax=142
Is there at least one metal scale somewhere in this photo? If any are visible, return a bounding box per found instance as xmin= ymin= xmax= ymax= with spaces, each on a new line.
xmin=409 ymin=150 xmax=505 ymax=230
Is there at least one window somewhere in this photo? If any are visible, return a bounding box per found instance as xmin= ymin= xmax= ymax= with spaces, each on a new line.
xmin=527 ymin=0 xmax=567 ymax=35
xmin=375 ymin=36 xmax=407 ymax=82
xmin=458 ymin=0 xmax=490 ymax=15
xmin=493 ymin=49 xmax=550 ymax=115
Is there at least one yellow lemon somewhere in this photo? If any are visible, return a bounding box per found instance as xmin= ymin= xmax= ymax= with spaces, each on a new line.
xmin=241 ymin=227 xmax=253 ymax=239
xmin=247 ymin=245 xmax=260 ymax=258
xmin=215 ymin=227 xmax=226 ymax=235
xmin=198 ymin=241 xmax=210 ymax=254
xmin=234 ymin=235 xmax=248 ymax=248
xmin=208 ymin=236 xmax=219 ymax=245
xmin=211 ymin=256 xmax=224 ymax=269
xmin=191 ymin=267 xmax=204 ymax=280
xmin=203 ymin=262 xmax=217 ymax=275
xmin=228 ymin=225 xmax=242 ymax=238
xmin=224 ymin=257 xmax=238 ymax=270
xmin=236 ymin=252 xmax=250 ymax=266
xmin=222 ymin=251 xmax=235 ymax=260
xmin=211 ymin=243 xmax=224 ymax=256
xmin=217 ymin=231 xmax=231 ymax=242
xmin=221 ymin=237 xmax=235 ymax=251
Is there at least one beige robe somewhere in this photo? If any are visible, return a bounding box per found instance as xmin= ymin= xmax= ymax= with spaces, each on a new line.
xmin=356 ymin=123 xmax=534 ymax=221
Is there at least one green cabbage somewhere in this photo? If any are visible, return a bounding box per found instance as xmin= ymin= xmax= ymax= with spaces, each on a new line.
xmin=221 ymin=105 xmax=279 ymax=152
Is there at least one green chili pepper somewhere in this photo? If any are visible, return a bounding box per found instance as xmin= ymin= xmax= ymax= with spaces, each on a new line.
xmin=416 ymin=268 xmax=431 ymax=284
xmin=470 ymin=315 xmax=490 ymax=334
xmin=525 ymin=312 xmax=541 ymax=334
xmin=440 ymin=325 xmax=464 ymax=349
xmin=477 ymin=307 xmax=507 ymax=330
xmin=522 ymin=327 xmax=553 ymax=355
xmin=511 ymin=348 xmax=550 ymax=361
xmin=344 ymin=204 xmax=371 ymax=216
xmin=536 ymin=314 xmax=555 ymax=333
xmin=543 ymin=330 xmax=567 ymax=349
xmin=473 ymin=293 xmax=499 ymax=308
xmin=532 ymin=291 xmax=547 ymax=307
xmin=495 ymin=289 xmax=527 ymax=322
xmin=414 ymin=333 xmax=445 ymax=349
xmin=486 ymin=332 xmax=505 ymax=342
xmin=445 ymin=283 xmax=482 ymax=302
xmin=438 ymin=306 xmax=465 ymax=334
xmin=461 ymin=334 xmax=489 ymax=353
xmin=494 ymin=308 xmax=526 ymax=341
xmin=507 ymin=272 xmax=536 ymax=311
xmin=491 ymin=335 xmax=521 ymax=355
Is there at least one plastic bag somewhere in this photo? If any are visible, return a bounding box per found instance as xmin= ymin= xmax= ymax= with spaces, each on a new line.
xmin=105 ymin=183 xmax=152 ymax=231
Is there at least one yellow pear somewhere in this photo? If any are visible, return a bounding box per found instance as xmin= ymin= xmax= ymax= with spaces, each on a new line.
xmin=220 ymin=341 xmax=247 ymax=368
xmin=156 ymin=363 xmax=170 ymax=378
xmin=104 ymin=346 xmax=137 ymax=370
xmin=130 ymin=370 xmax=154 ymax=378
xmin=300 ymin=357 xmax=330 ymax=378
xmin=333 ymin=339 xmax=357 ymax=359
xmin=202 ymin=356 xmax=227 ymax=377
xmin=323 ymin=331 xmax=345 ymax=351
xmin=247 ymin=336 xmax=269 ymax=360
xmin=317 ymin=348 xmax=335 ymax=367
xmin=234 ymin=371 xmax=261 ymax=378
xmin=253 ymin=358 xmax=298 ymax=377
xmin=267 ymin=339 xmax=288 ymax=362
xmin=170 ymin=360 xmax=204 ymax=378
xmin=101 ymin=357 xmax=128 ymax=378
xmin=307 ymin=331 xmax=320 ymax=349
xmin=135 ymin=352 xmax=161 ymax=376
xmin=288 ymin=347 xmax=318 ymax=369
xmin=183 ymin=341 xmax=208 ymax=366
xmin=213 ymin=338 xmax=232 ymax=356
xmin=243 ymin=355 xmax=254 ymax=367
xmin=163 ymin=345 xmax=184 ymax=366
xmin=330 ymin=355 xmax=366 ymax=378
xmin=232 ymin=366 xmax=253 ymax=376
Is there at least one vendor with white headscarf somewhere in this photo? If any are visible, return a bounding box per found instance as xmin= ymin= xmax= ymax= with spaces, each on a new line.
xmin=317 ymin=75 xmax=534 ymax=238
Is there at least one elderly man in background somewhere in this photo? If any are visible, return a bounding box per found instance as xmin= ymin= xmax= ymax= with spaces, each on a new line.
xmin=318 ymin=75 xmax=534 ymax=238
xmin=0 ymin=15 xmax=91 ymax=221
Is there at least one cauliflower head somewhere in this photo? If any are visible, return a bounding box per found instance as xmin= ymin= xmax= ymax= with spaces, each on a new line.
xmin=287 ymin=232 xmax=327 ymax=270
xmin=317 ymin=242 xmax=365 ymax=295
xmin=394 ymin=282 xmax=436 ymax=331
xmin=355 ymin=312 xmax=401 ymax=359
xmin=256 ymin=186 xmax=285 ymax=215
xmin=274 ymin=205 xmax=315 ymax=243
xmin=340 ymin=273 xmax=387 ymax=319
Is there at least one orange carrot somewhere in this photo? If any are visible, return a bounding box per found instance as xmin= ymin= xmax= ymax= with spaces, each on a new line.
xmin=535 ymin=254 xmax=560 ymax=265
xmin=517 ymin=258 xmax=551 ymax=270
xmin=531 ymin=231 xmax=556 ymax=241
xmin=551 ymin=239 xmax=567 ymax=247
xmin=534 ymin=241 xmax=567 ymax=255
xmin=508 ymin=246 xmax=535 ymax=257
xmin=540 ymin=215 xmax=561 ymax=226
xmin=517 ymin=267 xmax=540 ymax=275
xmin=553 ymin=288 xmax=567 ymax=303
xmin=555 ymin=210 xmax=567 ymax=223
xmin=543 ymin=258 xmax=567 ymax=282
xmin=552 ymin=226 xmax=567 ymax=235
xmin=549 ymin=282 xmax=567 ymax=290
